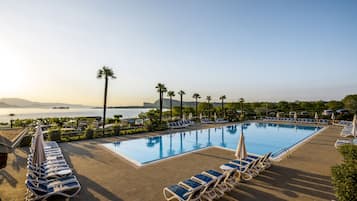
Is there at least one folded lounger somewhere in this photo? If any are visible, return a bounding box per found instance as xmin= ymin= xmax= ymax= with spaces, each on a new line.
xmin=25 ymin=178 xmax=81 ymax=201
xmin=28 ymin=165 xmax=73 ymax=180
xmin=26 ymin=173 xmax=78 ymax=184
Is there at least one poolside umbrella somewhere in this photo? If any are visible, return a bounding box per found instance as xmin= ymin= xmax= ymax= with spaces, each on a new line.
xmin=314 ymin=112 xmax=319 ymax=120
xmin=331 ymin=113 xmax=335 ymax=124
xmin=188 ymin=113 xmax=193 ymax=120
xmin=294 ymin=113 xmax=297 ymax=120
xmin=214 ymin=113 xmax=217 ymax=121
xmin=235 ymin=127 xmax=247 ymax=162
xmin=352 ymin=114 xmax=357 ymax=137
xmin=182 ymin=114 xmax=186 ymax=121
xmin=32 ymin=126 xmax=46 ymax=167
xmin=276 ymin=112 xmax=280 ymax=118
xmin=199 ymin=113 xmax=203 ymax=120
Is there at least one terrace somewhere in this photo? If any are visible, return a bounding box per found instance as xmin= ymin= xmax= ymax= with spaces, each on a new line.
xmin=0 ymin=123 xmax=343 ymax=201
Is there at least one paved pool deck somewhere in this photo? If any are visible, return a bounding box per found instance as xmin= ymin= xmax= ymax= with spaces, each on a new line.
xmin=0 ymin=124 xmax=343 ymax=201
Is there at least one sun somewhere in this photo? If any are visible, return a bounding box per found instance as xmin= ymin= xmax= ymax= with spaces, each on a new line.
xmin=0 ymin=45 xmax=27 ymax=95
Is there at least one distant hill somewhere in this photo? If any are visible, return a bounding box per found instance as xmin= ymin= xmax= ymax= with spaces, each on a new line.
xmin=143 ymin=98 xmax=221 ymax=109
xmin=0 ymin=102 xmax=14 ymax=108
xmin=0 ymin=98 xmax=89 ymax=108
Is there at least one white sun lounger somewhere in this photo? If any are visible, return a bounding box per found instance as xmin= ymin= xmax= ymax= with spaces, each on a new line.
xmin=335 ymin=138 xmax=357 ymax=148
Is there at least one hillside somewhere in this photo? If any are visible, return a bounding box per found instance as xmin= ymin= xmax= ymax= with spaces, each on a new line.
xmin=0 ymin=102 xmax=14 ymax=108
xmin=0 ymin=98 xmax=88 ymax=108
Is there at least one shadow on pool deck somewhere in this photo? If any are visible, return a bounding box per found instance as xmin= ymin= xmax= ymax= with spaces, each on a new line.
xmin=220 ymin=165 xmax=334 ymax=201
xmin=0 ymin=125 xmax=343 ymax=201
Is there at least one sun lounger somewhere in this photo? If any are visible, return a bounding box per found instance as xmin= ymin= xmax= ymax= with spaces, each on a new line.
xmin=230 ymin=158 xmax=260 ymax=178
xmin=335 ymin=138 xmax=357 ymax=148
xmin=163 ymin=183 xmax=202 ymax=201
xmin=201 ymin=170 xmax=227 ymax=198
xmin=28 ymin=165 xmax=73 ymax=180
xmin=215 ymin=118 xmax=229 ymax=123
xmin=25 ymin=178 xmax=81 ymax=201
xmin=26 ymin=173 xmax=78 ymax=184
xmin=191 ymin=174 xmax=217 ymax=201
xmin=247 ymin=152 xmax=272 ymax=170
xmin=221 ymin=161 xmax=256 ymax=181
xmin=27 ymin=160 xmax=68 ymax=170
xmin=201 ymin=118 xmax=214 ymax=124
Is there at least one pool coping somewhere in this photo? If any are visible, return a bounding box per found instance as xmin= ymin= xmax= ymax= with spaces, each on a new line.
xmin=270 ymin=125 xmax=328 ymax=161
xmin=100 ymin=123 xmax=327 ymax=167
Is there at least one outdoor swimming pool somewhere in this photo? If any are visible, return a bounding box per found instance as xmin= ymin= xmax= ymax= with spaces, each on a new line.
xmin=102 ymin=122 xmax=322 ymax=166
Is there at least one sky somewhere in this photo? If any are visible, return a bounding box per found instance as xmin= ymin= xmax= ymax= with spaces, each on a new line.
xmin=0 ymin=0 xmax=356 ymax=106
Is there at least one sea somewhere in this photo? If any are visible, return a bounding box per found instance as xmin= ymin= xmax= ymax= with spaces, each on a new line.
xmin=0 ymin=108 xmax=152 ymax=123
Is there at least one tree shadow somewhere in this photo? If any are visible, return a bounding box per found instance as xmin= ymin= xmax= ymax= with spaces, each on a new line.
xmin=218 ymin=165 xmax=335 ymax=201
xmin=0 ymin=170 xmax=17 ymax=187
xmin=60 ymin=142 xmax=115 ymax=166
xmin=220 ymin=183 xmax=288 ymax=201
xmin=70 ymin=174 xmax=123 ymax=201
xmin=59 ymin=146 xmax=123 ymax=201
xmin=11 ymin=148 xmax=27 ymax=172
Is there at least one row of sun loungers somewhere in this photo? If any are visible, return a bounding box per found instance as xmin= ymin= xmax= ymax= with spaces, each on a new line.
xmin=163 ymin=152 xmax=272 ymax=201
xmin=264 ymin=117 xmax=328 ymax=124
xmin=334 ymin=120 xmax=352 ymax=127
xmin=168 ymin=120 xmax=195 ymax=129
xmin=25 ymin=141 xmax=81 ymax=201
xmin=200 ymin=118 xmax=229 ymax=124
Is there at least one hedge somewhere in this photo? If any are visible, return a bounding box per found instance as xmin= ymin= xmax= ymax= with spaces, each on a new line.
xmin=331 ymin=145 xmax=357 ymax=201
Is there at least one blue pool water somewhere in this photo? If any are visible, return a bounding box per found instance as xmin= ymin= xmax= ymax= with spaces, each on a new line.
xmin=102 ymin=123 xmax=321 ymax=165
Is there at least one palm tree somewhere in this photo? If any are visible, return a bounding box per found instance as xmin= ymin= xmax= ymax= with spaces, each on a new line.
xmin=239 ymin=98 xmax=245 ymax=120
xmin=97 ymin=66 xmax=116 ymax=134
xmin=206 ymin=96 xmax=212 ymax=119
xmin=178 ymin=90 xmax=185 ymax=119
xmin=156 ymin=83 xmax=167 ymax=123
xmin=219 ymin=95 xmax=226 ymax=117
xmin=192 ymin=93 xmax=201 ymax=117
xmin=167 ymin=91 xmax=175 ymax=120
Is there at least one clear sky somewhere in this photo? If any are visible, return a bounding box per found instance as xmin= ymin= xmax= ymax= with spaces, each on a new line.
xmin=0 ymin=0 xmax=356 ymax=106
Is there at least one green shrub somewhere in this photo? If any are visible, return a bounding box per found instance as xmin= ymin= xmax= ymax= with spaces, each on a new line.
xmin=331 ymin=145 xmax=357 ymax=201
xmin=94 ymin=129 xmax=104 ymax=138
xmin=331 ymin=162 xmax=357 ymax=201
xmin=85 ymin=128 xmax=94 ymax=139
xmin=120 ymin=128 xmax=147 ymax=135
xmin=338 ymin=145 xmax=357 ymax=162
xmin=113 ymin=125 xmax=121 ymax=136
xmin=48 ymin=129 xmax=61 ymax=142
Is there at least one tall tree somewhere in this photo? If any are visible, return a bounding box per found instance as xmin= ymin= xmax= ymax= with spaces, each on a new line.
xmin=178 ymin=90 xmax=185 ymax=119
xmin=192 ymin=93 xmax=201 ymax=117
xmin=219 ymin=95 xmax=226 ymax=117
xmin=206 ymin=96 xmax=212 ymax=118
xmin=167 ymin=91 xmax=175 ymax=120
xmin=97 ymin=66 xmax=116 ymax=134
xmin=239 ymin=98 xmax=245 ymax=120
xmin=342 ymin=94 xmax=357 ymax=113
xmin=155 ymin=83 xmax=167 ymax=123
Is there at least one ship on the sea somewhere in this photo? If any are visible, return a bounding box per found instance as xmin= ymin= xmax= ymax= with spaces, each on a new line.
xmin=52 ymin=106 xmax=70 ymax=109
